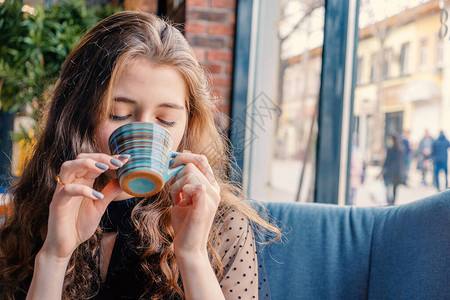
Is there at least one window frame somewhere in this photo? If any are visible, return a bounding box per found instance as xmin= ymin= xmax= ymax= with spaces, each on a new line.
xmin=231 ymin=0 xmax=360 ymax=204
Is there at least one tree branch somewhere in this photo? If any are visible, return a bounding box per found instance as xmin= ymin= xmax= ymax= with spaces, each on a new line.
xmin=279 ymin=0 xmax=324 ymax=42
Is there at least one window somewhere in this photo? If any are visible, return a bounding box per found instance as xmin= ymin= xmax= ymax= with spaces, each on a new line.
xmin=234 ymin=0 xmax=444 ymax=207
xmin=356 ymin=56 xmax=363 ymax=85
xmin=370 ymin=53 xmax=377 ymax=83
xmin=383 ymin=48 xmax=392 ymax=79
xmin=418 ymin=38 xmax=428 ymax=70
xmin=234 ymin=0 xmax=325 ymax=203
xmin=399 ymin=42 xmax=410 ymax=76
xmin=350 ymin=0 xmax=443 ymax=207
xmin=435 ymin=37 xmax=443 ymax=67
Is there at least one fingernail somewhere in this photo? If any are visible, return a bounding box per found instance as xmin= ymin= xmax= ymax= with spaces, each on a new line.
xmin=92 ymin=190 xmax=104 ymax=200
xmin=118 ymin=154 xmax=130 ymax=160
xmin=95 ymin=162 xmax=109 ymax=171
xmin=110 ymin=158 xmax=124 ymax=167
xmin=169 ymin=194 xmax=174 ymax=206
xmin=169 ymin=160 xmax=175 ymax=167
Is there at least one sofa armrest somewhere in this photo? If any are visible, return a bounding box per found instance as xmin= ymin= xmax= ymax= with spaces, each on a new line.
xmin=368 ymin=191 xmax=450 ymax=299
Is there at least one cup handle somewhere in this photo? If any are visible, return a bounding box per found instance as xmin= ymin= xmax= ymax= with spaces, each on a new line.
xmin=165 ymin=152 xmax=184 ymax=182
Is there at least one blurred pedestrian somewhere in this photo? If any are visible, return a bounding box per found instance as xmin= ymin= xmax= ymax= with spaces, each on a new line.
xmin=416 ymin=129 xmax=434 ymax=186
xmin=432 ymin=130 xmax=450 ymax=191
xmin=400 ymin=130 xmax=411 ymax=185
xmin=378 ymin=135 xmax=405 ymax=205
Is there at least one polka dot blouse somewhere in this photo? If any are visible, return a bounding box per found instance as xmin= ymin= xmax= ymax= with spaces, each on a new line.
xmin=214 ymin=208 xmax=271 ymax=300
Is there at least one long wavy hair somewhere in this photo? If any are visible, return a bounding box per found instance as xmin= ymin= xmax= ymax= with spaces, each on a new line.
xmin=0 ymin=11 xmax=280 ymax=299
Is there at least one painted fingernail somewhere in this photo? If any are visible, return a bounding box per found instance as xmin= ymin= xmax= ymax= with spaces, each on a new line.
xmin=169 ymin=194 xmax=174 ymax=206
xmin=118 ymin=154 xmax=130 ymax=159
xmin=95 ymin=162 xmax=109 ymax=171
xmin=169 ymin=160 xmax=175 ymax=167
xmin=92 ymin=190 xmax=104 ymax=200
xmin=110 ymin=158 xmax=124 ymax=167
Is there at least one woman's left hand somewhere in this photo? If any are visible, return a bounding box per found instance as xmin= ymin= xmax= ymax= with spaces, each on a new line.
xmin=168 ymin=151 xmax=220 ymax=260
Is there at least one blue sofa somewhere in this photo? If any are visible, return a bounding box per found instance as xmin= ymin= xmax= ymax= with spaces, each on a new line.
xmin=258 ymin=191 xmax=450 ymax=299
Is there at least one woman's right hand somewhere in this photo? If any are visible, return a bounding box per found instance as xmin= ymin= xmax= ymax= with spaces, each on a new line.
xmin=40 ymin=153 xmax=129 ymax=261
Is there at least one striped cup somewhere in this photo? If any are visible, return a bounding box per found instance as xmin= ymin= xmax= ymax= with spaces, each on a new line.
xmin=108 ymin=122 xmax=184 ymax=197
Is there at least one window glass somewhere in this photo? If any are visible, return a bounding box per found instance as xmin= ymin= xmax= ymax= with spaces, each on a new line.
xmin=244 ymin=0 xmax=325 ymax=203
xmin=349 ymin=0 xmax=446 ymax=206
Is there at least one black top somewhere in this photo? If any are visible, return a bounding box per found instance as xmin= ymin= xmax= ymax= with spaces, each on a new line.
xmin=95 ymin=198 xmax=151 ymax=299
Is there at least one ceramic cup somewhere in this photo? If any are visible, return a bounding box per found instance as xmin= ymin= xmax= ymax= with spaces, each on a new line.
xmin=108 ymin=122 xmax=184 ymax=197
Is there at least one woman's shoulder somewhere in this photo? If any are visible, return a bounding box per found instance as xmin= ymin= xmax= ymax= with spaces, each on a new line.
xmin=213 ymin=206 xmax=256 ymax=255
xmin=215 ymin=206 xmax=253 ymax=232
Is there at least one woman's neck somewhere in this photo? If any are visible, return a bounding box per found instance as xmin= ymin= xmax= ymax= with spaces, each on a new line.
xmin=113 ymin=190 xmax=135 ymax=201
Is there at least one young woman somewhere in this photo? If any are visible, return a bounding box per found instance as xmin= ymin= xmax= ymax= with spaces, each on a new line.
xmin=0 ymin=11 xmax=280 ymax=299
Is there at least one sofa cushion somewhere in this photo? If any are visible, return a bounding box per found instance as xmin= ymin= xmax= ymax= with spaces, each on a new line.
xmin=259 ymin=202 xmax=376 ymax=299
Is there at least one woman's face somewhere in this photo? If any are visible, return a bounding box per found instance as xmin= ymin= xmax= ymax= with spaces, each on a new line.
xmin=95 ymin=58 xmax=188 ymax=174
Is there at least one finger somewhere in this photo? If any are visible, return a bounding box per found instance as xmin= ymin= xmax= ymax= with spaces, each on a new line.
xmin=170 ymin=166 xmax=206 ymax=196
xmin=169 ymin=153 xmax=217 ymax=186
xmin=58 ymin=183 xmax=105 ymax=201
xmin=58 ymin=155 xmax=129 ymax=184
xmin=174 ymin=162 xmax=210 ymax=186
xmin=94 ymin=179 xmax=122 ymax=213
xmin=182 ymin=184 xmax=207 ymax=206
xmin=58 ymin=159 xmax=109 ymax=185
xmin=76 ymin=153 xmax=130 ymax=169
xmin=171 ymin=191 xmax=188 ymax=207
xmin=101 ymin=178 xmax=122 ymax=196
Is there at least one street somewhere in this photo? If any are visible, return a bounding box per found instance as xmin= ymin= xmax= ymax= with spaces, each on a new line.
xmin=266 ymin=159 xmax=439 ymax=206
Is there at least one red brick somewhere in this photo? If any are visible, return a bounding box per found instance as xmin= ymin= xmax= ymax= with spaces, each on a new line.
xmin=229 ymin=11 xmax=236 ymax=23
xmin=219 ymin=90 xmax=231 ymax=102
xmin=227 ymin=38 xmax=234 ymax=49
xmin=187 ymin=9 xmax=228 ymax=23
xmin=206 ymin=63 xmax=223 ymax=74
xmin=209 ymin=24 xmax=235 ymax=36
xmin=224 ymin=90 xmax=231 ymax=101
xmin=185 ymin=22 xmax=207 ymax=34
xmin=211 ymin=89 xmax=223 ymax=100
xmin=207 ymin=49 xmax=233 ymax=62
xmin=186 ymin=0 xmax=207 ymax=7
xmin=187 ymin=35 xmax=226 ymax=48
xmin=217 ymin=103 xmax=231 ymax=116
xmin=193 ymin=48 xmax=206 ymax=61
xmin=212 ymin=95 xmax=230 ymax=113
xmin=212 ymin=76 xmax=232 ymax=88
xmin=211 ymin=0 xmax=235 ymax=9
xmin=225 ymin=64 xmax=233 ymax=75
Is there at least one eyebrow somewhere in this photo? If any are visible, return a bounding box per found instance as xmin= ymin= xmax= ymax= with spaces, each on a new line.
xmin=114 ymin=97 xmax=185 ymax=110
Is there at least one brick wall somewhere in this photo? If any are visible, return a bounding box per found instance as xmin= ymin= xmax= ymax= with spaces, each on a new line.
xmin=185 ymin=0 xmax=236 ymax=129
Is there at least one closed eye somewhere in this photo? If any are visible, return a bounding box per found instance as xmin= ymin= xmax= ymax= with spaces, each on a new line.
xmin=110 ymin=114 xmax=131 ymax=121
xmin=157 ymin=117 xmax=176 ymax=127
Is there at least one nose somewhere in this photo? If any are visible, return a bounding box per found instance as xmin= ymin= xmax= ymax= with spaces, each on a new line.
xmin=135 ymin=111 xmax=156 ymax=124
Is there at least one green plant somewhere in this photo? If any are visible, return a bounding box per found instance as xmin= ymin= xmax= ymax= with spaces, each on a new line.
xmin=0 ymin=0 xmax=119 ymax=171
xmin=0 ymin=0 xmax=120 ymax=113
xmin=0 ymin=0 xmax=32 ymax=112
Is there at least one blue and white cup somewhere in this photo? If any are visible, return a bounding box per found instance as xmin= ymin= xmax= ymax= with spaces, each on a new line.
xmin=108 ymin=122 xmax=184 ymax=197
